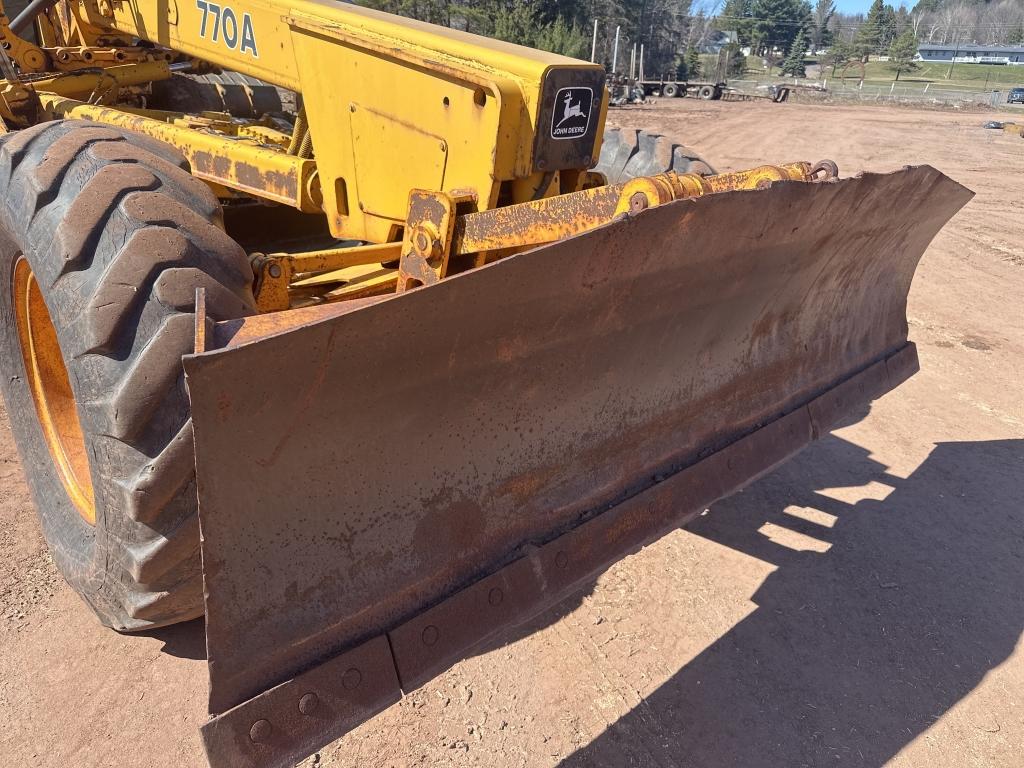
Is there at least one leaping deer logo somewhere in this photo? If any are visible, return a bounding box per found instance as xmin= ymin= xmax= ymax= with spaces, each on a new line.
xmin=556 ymin=92 xmax=588 ymax=127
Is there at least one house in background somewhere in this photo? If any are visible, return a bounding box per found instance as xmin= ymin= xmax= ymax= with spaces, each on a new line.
xmin=916 ymin=44 xmax=1024 ymax=65
xmin=698 ymin=30 xmax=736 ymax=54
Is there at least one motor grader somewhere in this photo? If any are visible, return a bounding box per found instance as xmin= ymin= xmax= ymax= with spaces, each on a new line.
xmin=0 ymin=0 xmax=970 ymax=765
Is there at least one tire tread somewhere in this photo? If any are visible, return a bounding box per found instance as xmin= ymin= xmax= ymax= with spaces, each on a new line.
xmin=0 ymin=120 xmax=255 ymax=630
xmin=594 ymin=127 xmax=715 ymax=184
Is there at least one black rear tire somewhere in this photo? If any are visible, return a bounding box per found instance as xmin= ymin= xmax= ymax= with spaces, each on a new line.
xmin=593 ymin=127 xmax=715 ymax=184
xmin=0 ymin=120 xmax=256 ymax=630
xmin=698 ymin=85 xmax=715 ymax=100
xmin=662 ymin=83 xmax=679 ymax=98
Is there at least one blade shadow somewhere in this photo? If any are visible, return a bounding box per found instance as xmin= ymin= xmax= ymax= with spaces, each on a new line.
xmin=554 ymin=434 xmax=1024 ymax=767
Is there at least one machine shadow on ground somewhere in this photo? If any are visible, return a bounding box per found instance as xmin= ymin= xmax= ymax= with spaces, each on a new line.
xmin=555 ymin=434 xmax=1024 ymax=767
xmin=141 ymin=615 xmax=206 ymax=660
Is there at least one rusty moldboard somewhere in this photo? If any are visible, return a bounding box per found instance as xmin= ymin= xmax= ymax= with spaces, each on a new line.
xmin=196 ymin=343 xmax=916 ymax=768
xmin=184 ymin=165 xmax=972 ymax=767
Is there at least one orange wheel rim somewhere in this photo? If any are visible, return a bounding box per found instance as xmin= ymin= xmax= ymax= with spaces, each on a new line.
xmin=12 ymin=257 xmax=96 ymax=524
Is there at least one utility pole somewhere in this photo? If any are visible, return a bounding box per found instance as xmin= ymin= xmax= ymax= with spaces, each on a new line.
xmin=630 ymin=43 xmax=636 ymax=81
xmin=640 ymin=43 xmax=645 ymax=82
xmin=612 ymin=26 xmax=620 ymax=74
xmin=591 ymin=19 xmax=598 ymax=63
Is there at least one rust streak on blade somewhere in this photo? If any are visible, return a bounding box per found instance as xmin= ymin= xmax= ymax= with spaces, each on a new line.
xmin=386 ymin=400 xmax=818 ymax=692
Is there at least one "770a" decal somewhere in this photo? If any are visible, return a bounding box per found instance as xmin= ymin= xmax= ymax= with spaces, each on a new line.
xmin=196 ymin=0 xmax=258 ymax=57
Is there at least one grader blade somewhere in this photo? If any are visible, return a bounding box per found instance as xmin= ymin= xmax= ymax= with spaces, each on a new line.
xmin=186 ymin=166 xmax=970 ymax=768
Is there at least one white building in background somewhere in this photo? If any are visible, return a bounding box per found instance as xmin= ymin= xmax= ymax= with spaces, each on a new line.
xmin=916 ymin=44 xmax=1024 ymax=65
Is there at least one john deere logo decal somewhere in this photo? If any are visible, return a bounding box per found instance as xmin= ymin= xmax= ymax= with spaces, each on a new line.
xmin=551 ymin=87 xmax=593 ymax=140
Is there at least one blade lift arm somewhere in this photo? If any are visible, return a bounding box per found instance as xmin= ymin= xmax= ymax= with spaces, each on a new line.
xmin=249 ymin=160 xmax=840 ymax=312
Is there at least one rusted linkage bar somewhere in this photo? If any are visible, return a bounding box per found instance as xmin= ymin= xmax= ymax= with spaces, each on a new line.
xmin=251 ymin=160 xmax=837 ymax=310
xmin=25 ymin=60 xmax=174 ymax=96
xmin=452 ymin=160 xmax=829 ymax=254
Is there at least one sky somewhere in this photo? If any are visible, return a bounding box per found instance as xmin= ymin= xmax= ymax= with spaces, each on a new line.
xmin=835 ymin=0 xmax=911 ymax=14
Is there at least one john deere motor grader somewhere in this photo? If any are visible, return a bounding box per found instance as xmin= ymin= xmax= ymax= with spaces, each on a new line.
xmin=0 ymin=0 xmax=970 ymax=765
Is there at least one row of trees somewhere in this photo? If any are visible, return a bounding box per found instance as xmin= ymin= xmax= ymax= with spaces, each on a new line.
xmin=910 ymin=0 xmax=1024 ymax=47
xmin=358 ymin=0 xmax=1022 ymax=84
xmin=716 ymin=0 xmax=928 ymax=79
xmin=721 ymin=0 xmax=1024 ymax=54
xmin=358 ymin=0 xmax=706 ymax=76
xmin=718 ymin=0 xmax=914 ymax=56
xmin=716 ymin=0 xmax=823 ymax=77
xmin=720 ymin=0 xmax=807 ymax=55
xmin=821 ymin=0 xmax=1024 ymax=80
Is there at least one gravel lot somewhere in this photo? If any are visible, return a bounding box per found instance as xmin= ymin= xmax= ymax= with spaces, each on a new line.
xmin=1 ymin=98 xmax=1021 ymax=767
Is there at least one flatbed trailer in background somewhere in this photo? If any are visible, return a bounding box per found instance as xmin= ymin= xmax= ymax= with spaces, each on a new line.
xmin=638 ymin=78 xmax=726 ymax=99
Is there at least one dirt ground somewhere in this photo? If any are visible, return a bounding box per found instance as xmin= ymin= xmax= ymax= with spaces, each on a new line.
xmin=1 ymin=99 xmax=1021 ymax=768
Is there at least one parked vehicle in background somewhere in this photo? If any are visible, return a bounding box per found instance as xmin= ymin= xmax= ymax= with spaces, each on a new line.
xmin=637 ymin=48 xmax=730 ymax=100
xmin=637 ymin=77 xmax=726 ymax=100
xmin=1008 ymin=87 xmax=1024 ymax=104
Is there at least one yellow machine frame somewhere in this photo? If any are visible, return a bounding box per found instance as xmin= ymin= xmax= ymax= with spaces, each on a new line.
xmin=0 ymin=0 xmax=829 ymax=313
xmin=8 ymin=0 xmax=611 ymax=241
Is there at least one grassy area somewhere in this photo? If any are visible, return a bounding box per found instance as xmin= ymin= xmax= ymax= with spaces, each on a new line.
xmin=855 ymin=60 xmax=1023 ymax=89
xmin=737 ymin=55 xmax=1024 ymax=90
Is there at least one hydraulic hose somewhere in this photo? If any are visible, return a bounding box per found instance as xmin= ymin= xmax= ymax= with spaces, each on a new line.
xmin=11 ymin=0 xmax=59 ymax=35
xmin=287 ymin=107 xmax=308 ymax=156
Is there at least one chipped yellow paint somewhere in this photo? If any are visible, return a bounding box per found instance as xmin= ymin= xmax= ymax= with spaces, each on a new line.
xmin=38 ymin=93 xmax=321 ymax=211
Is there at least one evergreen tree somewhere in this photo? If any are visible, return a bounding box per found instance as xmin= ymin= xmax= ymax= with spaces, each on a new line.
xmin=356 ymin=0 xmax=708 ymax=76
xmin=879 ymin=4 xmax=898 ymax=51
xmin=780 ymin=28 xmax=808 ymax=76
xmin=533 ymin=16 xmax=589 ymax=58
xmin=894 ymin=5 xmax=911 ymax=36
xmin=887 ymin=28 xmax=919 ymax=81
xmin=492 ymin=0 xmax=540 ymax=46
xmin=726 ymin=43 xmax=748 ymax=77
xmin=1009 ymin=25 xmax=1024 ymax=46
xmin=623 ymin=0 xmax=697 ymax=78
xmin=686 ymin=46 xmax=702 ymax=79
xmin=719 ymin=0 xmax=755 ymax=46
xmin=674 ymin=53 xmax=688 ymax=80
xmin=854 ymin=0 xmax=885 ymax=59
xmin=810 ymin=0 xmax=835 ymax=53
xmin=751 ymin=0 xmax=809 ymax=57
xmin=821 ymin=37 xmax=853 ymax=76
xmin=361 ymin=0 xmax=450 ymax=24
